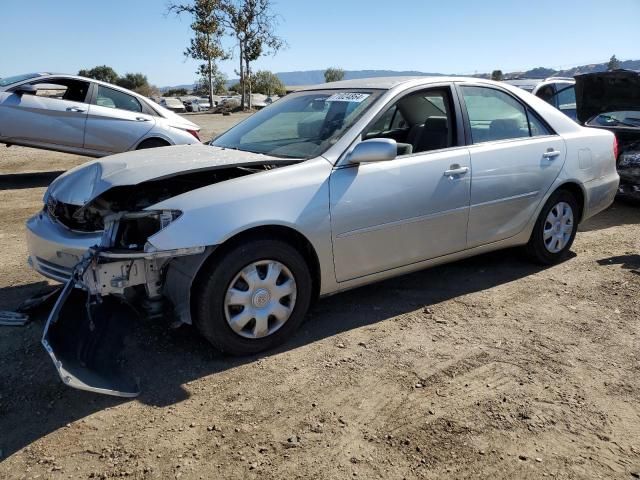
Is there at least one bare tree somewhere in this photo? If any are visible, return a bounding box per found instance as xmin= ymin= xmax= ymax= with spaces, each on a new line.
xmin=168 ymin=0 xmax=227 ymax=108
xmin=220 ymin=0 xmax=284 ymax=109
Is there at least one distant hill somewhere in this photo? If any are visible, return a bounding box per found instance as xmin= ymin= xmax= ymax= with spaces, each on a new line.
xmin=161 ymin=60 xmax=640 ymax=91
xmin=506 ymin=59 xmax=640 ymax=79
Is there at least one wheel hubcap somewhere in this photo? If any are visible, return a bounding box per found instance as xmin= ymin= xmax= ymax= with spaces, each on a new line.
xmin=543 ymin=201 xmax=574 ymax=253
xmin=224 ymin=260 xmax=297 ymax=339
xmin=252 ymin=288 xmax=271 ymax=308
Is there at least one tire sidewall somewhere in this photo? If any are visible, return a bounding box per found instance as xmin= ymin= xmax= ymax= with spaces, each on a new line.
xmin=194 ymin=239 xmax=312 ymax=355
xmin=528 ymin=190 xmax=579 ymax=264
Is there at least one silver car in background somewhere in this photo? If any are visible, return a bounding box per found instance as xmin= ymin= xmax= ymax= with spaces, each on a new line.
xmin=0 ymin=73 xmax=201 ymax=157
xmin=26 ymin=76 xmax=619 ymax=396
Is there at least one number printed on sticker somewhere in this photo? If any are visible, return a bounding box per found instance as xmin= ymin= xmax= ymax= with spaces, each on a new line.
xmin=326 ymin=92 xmax=370 ymax=103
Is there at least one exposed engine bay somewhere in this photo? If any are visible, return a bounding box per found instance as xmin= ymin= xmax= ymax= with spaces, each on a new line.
xmin=47 ymin=164 xmax=285 ymax=235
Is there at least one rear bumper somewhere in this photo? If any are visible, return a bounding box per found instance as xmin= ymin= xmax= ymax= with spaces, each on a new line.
xmin=582 ymin=172 xmax=620 ymax=221
xmin=26 ymin=210 xmax=102 ymax=282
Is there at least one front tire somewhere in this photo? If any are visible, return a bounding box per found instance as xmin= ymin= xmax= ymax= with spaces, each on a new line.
xmin=526 ymin=189 xmax=579 ymax=265
xmin=193 ymin=238 xmax=312 ymax=355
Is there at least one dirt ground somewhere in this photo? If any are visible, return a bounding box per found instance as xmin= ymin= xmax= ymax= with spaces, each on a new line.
xmin=0 ymin=113 xmax=639 ymax=479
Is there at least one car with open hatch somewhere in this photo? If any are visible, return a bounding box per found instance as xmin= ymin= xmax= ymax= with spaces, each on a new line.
xmin=574 ymin=70 xmax=640 ymax=201
xmin=26 ymin=76 xmax=619 ymax=396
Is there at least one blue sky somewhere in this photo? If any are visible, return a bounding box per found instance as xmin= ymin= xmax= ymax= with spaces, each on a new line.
xmin=1 ymin=0 xmax=638 ymax=86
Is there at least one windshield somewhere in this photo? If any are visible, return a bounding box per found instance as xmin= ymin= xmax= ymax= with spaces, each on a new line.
xmin=588 ymin=111 xmax=640 ymax=129
xmin=0 ymin=73 xmax=44 ymax=87
xmin=211 ymin=89 xmax=383 ymax=159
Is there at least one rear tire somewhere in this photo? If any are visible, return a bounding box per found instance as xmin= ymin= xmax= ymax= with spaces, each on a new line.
xmin=136 ymin=138 xmax=170 ymax=150
xmin=193 ymin=238 xmax=312 ymax=355
xmin=525 ymin=189 xmax=579 ymax=265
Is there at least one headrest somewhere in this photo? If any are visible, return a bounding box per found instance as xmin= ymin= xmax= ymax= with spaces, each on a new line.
xmin=424 ymin=116 xmax=448 ymax=131
xmin=490 ymin=118 xmax=520 ymax=132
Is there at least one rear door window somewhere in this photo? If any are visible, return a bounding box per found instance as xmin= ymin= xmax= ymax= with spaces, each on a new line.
xmin=460 ymin=86 xmax=552 ymax=143
xmin=94 ymin=85 xmax=142 ymax=113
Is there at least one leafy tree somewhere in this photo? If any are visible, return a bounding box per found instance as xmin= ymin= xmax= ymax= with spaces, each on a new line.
xmin=115 ymin=73 xmax=158 ymax=97
xmin=78 ymin=65 xmax=119 ymax=84
xmin=491 ymin=69 xmax=504 ymax=81
xmin=168 ymin=0 xmax=227 ymax=108
xmin=194 ymin=63 xmax=228 ymax=95
xmin=163 ymin=88 xmax=189 ymax=97
xmin=324 ymin=67 xmax=345 ymax=83
xmin=607 ymin=55 xmax=620 ymax=71
xmin=116 ymin=73 xmax=149 ymax=90
xmin=250 ymin=70 xmax=285 ymax=96
xmin=220 ymin=0 xmax=285 ymax=109
xmin=133 ymin=83 xmax=160 ymax=98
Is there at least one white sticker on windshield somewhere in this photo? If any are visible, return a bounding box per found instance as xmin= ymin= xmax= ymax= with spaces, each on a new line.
xmin=326 ymin=92 xmax=370 ymax=103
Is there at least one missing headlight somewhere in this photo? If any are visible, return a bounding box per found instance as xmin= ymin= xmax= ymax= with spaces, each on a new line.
xmin=102 ymin=210 xmax=181 ymax=250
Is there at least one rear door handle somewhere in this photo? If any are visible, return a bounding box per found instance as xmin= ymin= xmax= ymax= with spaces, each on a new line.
xmin=444 ymin=165 xmax=469 ymax=177
xmin=542 ymin=149 xmax=561 ymax=159
xmin=66 ymin=107 xmax=85 ymax=113
xmin=136 ymin=116 xmax=151 ymax=122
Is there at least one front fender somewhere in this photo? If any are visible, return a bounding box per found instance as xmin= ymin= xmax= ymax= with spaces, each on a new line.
xmin=147 ymin=158 xmax=337 ymax=293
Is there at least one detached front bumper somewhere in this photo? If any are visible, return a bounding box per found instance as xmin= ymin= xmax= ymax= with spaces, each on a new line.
xmin=42 ymin=279 xmax=141 ymax=397
xmin=41 ymin=245 xmax=206 ymax=397
xmin=30 ymin=205 xmax=208 ymax=397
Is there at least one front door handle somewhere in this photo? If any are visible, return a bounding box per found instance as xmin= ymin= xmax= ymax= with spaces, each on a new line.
xmin=444 ymin=165 xmax=469 ymax=177
xmin=542 ymin=149 xmax=561 ymax=159
xmin=136 ymin=116 xmax=151 ymax=122
xmin=66 ymin=106 xmax=85 ymax=113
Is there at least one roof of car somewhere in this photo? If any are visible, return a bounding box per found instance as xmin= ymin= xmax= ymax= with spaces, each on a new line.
xmin=301 ymin=76 xmax=484 ymax=91
xmin=33 ymin=73 xmax=152 ymax=99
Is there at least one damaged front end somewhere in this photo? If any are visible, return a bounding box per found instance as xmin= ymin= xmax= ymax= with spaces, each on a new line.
xmin=33 ymin=147 xmax=297 ymax=396
xmin=42 ymin=210 xmax=207 ymax=397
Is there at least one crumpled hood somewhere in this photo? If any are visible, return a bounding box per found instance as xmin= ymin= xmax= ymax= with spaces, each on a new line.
xmin=575 ymin=70 xmax=640 ymax=124
xmin=48 ymin=144 xmax=285 ymax=206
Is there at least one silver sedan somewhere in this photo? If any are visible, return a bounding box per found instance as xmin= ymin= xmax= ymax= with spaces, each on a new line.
xmin=0 ymin=73 xmax=201 ymax=157
xmin=25 ymin=76 xmax=619 ymax=396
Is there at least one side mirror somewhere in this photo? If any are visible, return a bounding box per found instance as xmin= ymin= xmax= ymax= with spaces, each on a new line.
xmin=348 ymin=138 xmax=397 ymax=164
xmin=14 ymin=84 xmax=38 ymax=96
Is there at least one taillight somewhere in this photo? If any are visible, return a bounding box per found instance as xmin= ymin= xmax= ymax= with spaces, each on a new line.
xmin=613 ymin=135 xmax=619 ymax=162
xmin=187 ymin=129 xmax=201 ymax=141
